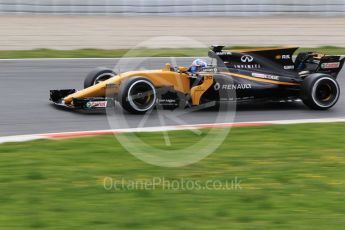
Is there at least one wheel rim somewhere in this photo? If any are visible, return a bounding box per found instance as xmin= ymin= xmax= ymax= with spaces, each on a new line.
xmin=94 ymin=73 xmax=114 ymax=85
xmin=128 ymin=80 xmax=156 ymax=112
xmin=312 ymin=77 xmax=339 ymax=108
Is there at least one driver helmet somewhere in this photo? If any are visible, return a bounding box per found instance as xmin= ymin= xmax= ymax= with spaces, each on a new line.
xmin=190 ymin=59 xmax=208 ymax=73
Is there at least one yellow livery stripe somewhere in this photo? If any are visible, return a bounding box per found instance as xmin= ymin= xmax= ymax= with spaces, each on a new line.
xmin=221 ymin=72 xmax=301 ymax=86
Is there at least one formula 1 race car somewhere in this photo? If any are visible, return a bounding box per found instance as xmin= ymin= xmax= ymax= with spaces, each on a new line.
xmin=50 ymin=46 xmax=344 ymax=114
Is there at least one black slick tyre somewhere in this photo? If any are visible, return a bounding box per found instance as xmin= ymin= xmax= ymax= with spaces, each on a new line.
xmin=118 ymin=77 xmax=157 ymax=114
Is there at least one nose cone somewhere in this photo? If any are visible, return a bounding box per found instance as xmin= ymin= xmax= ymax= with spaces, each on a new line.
xmin=64 ymin=82 xmax=108 ymax=104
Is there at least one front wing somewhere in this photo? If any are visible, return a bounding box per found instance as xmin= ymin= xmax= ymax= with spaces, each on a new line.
xmin=50 ymin=89 xmax=114 ymax=112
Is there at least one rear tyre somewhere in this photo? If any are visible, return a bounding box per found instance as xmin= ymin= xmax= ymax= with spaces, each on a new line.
xmin=118 ymin=77 xmax=157 ymax=114
xmin=84 ymin=67 xmax=116 ymax=88
xmin=302 ymin=74 xmax=340 ymax=110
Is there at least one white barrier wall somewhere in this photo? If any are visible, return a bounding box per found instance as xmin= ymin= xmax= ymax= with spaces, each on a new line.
xmin=0 ymin=0 xmax=344 ymax=16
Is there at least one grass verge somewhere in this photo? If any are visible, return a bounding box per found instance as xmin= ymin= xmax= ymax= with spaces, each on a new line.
xmin=0 ymin=123 xmax=345 ymax=229
xmin=0 ymin=46 xmax=345 ymax=59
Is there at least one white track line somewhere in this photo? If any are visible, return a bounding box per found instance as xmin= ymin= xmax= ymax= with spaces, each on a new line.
xmin=1 ymin=118 xmax=345 ymax=144
xmin=270 ymin=117 xmax=345 ymax=124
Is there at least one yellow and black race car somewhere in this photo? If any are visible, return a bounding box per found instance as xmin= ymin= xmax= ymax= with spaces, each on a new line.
xmin=50 ymin=46 xmax=344 ymax=114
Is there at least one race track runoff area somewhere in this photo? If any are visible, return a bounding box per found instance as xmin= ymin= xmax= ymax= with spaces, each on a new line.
xmin=0 ymin=122 xmax=345 ymax=229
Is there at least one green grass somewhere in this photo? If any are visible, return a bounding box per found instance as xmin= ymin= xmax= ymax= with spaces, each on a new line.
xmin=0 ymin=46 xmax=345 ymax=59
xmin=1 ymin=123 xmax=345 ymax=229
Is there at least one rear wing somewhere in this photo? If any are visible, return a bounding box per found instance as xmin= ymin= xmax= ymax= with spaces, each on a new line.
xmin=316 ymin=55 xmax=345 ymax=78
xmin=295 ymin=52 xmax=345 ymax=78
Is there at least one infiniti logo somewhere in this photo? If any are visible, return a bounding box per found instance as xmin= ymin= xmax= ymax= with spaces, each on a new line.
xmin=241 ymin=55 xmax=254 ymax=63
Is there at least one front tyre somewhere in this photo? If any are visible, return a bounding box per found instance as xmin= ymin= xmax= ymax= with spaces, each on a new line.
xmin=84 ymin=67 xmax=116 ymax=88
xmin=118 ymin=77 xmax=157 ymax=114
xmin=302 ymin=74 xmax=340 ymax=110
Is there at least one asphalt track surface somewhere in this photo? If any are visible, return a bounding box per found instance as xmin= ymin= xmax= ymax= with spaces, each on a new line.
xmin=0 ymin=57 xmax=344 ymax=136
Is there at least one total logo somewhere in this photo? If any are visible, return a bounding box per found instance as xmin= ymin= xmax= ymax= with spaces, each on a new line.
xmin=241 ymin=55 xmax=254 ymax=63
xmin=214 ymin=83 xmax=252 ymax=91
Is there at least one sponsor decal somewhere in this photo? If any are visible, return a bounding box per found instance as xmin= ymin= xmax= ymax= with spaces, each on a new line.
xmin=240 ymin=55 xmax=254 ymax=63
xmin=321 ymin=62 xmax=340 ymax=69
xmin=157 ymin=99 xmax=177 ymax=104
xmin=284 ymin=65 xmax=295 ymax=70
xmin=234 ymin=64 xmax=261 ymax=69
xmin=86 ymin=101 xmax=108 ymax=108
xmin=252 ymin=73 xmax=280 ymax=81
xmin=282 ymin=55 xmax=291 ymax=60
xmin=214 ymin=82 xmax=221 ymax=91
xmin=216 ymin=51 xmax=232 ymax=55
xmin=276 ymin=54 xmax=291 ymax=60
xmin=221 ymin=84 xmax=252 ymax=90
xmin=203 ymin=67 xmax=218 ymax=73
xmin=214 ymin=82 xmax=251 ymax=91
